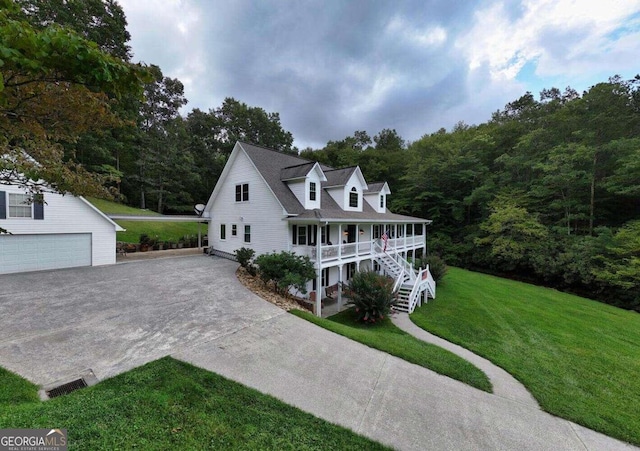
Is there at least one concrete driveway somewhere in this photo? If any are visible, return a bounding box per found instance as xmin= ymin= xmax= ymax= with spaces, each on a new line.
xmin=0 ymin=255 xmax=282 ymax=385
xmin=0 ymin=255 xmax=635 ymax=450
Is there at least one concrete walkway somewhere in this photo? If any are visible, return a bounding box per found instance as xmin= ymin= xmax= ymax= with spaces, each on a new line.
xmin=392 ymin=312 xmax=539 ymax=408
xmin=178 ymin=312 xmax=636 ymax=451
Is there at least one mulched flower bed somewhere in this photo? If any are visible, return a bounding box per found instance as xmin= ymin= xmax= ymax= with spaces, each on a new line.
xmin=236 ymin=267 xmax=313 ymax=313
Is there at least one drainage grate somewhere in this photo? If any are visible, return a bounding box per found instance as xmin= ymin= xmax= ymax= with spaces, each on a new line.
xmin=46 ymin=378 xmax=87 ymax=398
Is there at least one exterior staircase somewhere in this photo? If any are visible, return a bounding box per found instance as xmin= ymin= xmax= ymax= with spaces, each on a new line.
xmin=373 ymin=242 xmax=436 ymax=313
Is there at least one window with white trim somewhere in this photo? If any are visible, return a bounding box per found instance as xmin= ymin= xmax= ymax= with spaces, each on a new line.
xmin=235 ymin=183 xmax=249 ymax=202
xmin=349 ymin=187 xmax=358 ymax=208
xmin=220 ymin=223 xmax=226 ymax=240
xmin=244 ymin=225 xmax=251 ymax=243
xmin=8 ymin=193 xmax=31 ymax=218
xmin=379 ymin=195 xmax=384 ymax=209
xmin=309 ymin=182 xmax=316 ymax=201
xmin=297 ymin=225 xmax=307 ymax=245
xmin=231 ymin=224 xmax=237 ymax=236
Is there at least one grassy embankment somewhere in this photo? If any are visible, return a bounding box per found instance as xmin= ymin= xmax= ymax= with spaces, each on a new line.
xmin=291 ymin=309 xmax=492 ymax=392
xmin=411 ymin=267 xmax=640 ymax=446
xmin=0 ymin=358 xmax=388 ymax=450
xmin=87 ymin=197 xmax=202 ymax=243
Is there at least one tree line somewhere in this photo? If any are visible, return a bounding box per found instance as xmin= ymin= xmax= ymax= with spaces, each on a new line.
xmin=1 ymin=0 xmax=638 ymax=310
xmin=302 ymin=81 xmax=640 ymax=311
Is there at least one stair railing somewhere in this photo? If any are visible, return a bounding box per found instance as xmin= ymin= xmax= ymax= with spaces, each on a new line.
xmin=373 ymin=242 xmax=417 ymax=282
xmin=405 ymin=266 xmax=437 ymax=313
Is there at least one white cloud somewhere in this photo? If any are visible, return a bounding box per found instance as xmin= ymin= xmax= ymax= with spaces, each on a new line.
xmin=457 ymin=0 xmax=640 ymax=82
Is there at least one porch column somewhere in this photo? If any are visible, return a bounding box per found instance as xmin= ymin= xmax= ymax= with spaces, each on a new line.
xmin=404 ymin=223 xmax=407 ymax=249
xmin=338 ymin=224 xmax=342 ymax=259
xmin=314 ymin=224 xmax=323 ymax=317
xmin=314 ymin=270 xmax=322 ymax=317
xmin=337 ymin=264 xmax=344 ymax=311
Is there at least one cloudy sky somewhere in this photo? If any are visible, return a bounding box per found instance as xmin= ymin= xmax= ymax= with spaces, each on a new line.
xmin=118 ymin=0 xmax=640 ymax=149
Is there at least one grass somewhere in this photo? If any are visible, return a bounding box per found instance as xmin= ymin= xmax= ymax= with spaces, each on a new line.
xmin=291 ymin=309 xmax=492 ymax=392
xmin=410 ymin=267 xmax=640 ymax=446
xmin=0 ymin=357 xmax=389 ymax=450
xmin=86 ymin=197 xmax=203 ymax=243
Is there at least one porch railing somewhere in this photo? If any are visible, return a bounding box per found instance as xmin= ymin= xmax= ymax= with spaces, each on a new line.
xmin=308 ymin=235 xmax=425 ymax=262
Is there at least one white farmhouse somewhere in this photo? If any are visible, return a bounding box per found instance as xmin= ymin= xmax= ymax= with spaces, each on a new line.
xmin=204 ymin=142 xmax=436 ymax=316
xmin=0 ymin=184 xmax=123 ymax=274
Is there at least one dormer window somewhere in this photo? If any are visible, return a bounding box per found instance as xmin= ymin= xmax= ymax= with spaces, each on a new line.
xmin=349 ymin=187 xmax=358 ymax=208
xmin=379 ymin=195 xmax=384 ymax=209
xmin=310 ymin=182 xmax=316 ymax=201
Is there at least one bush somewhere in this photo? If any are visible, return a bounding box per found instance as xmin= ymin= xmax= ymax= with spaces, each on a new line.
xmin=254 ymin=251 xmax=316 ymax=295
xmin=234 ymin=247 xmax=255 ymax=268
xmin=347 ymin=271 xmax=397 ymax=324
xmin=416 ymin=255 xmax=448 ymax=283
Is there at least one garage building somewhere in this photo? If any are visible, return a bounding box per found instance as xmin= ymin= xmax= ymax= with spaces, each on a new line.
xmin=0 ymin=185 xmax=122 ymax=274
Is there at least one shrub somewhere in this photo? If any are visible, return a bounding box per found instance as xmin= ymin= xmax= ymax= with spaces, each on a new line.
xmin=234 ymin=247 xmax=255 ymax=268
xmin=415 ymin=255 xmax=448 ymax=283
xmin=347 ymin=271 xmax=397 ymax=324
xmin=254 ymin=251 xmax=316 ymax=295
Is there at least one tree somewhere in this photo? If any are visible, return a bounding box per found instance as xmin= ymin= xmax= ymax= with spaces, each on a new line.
xmin=476 ymin=196 xmax=549 ymax=272
xmin=16 ymin=0 xmax=132 ymax=60
xmin=0 ymin=0 xmax=147 ymax=199
xmin=184 ymin=108 xmax=226 ymax=204
xmin=133 ymin=65 xmax=192 ymax=212
xmin=255 ymin=251 xmax=316 ymax=296
xmin=597 ymin=221 xmax=640 ymax=311
xmin=216 ymin=97 xmax=294 ymax=155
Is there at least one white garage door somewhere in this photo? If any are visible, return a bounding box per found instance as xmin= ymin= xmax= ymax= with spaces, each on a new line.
xmin=0 ymin=234 xmax=92 ymax=274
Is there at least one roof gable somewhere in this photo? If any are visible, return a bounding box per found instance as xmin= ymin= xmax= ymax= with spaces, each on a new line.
xmin=280 ymin=161 xmax=327 ymax=182
xmin=364 ymin=181 xmax=391 ymax=195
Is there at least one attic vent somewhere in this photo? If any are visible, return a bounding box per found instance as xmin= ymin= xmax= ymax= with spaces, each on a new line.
xmin=46 ymin=378 xmax=87 ymax=398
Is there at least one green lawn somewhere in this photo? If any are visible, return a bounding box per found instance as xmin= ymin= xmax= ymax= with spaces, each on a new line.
xmin=411 ymin=267 xmax=640 ymax=446
xmin=0 ymin=358 xmax=388 ymax=450
xmin=291 ymin=309 xmax=492 ymax=392
xmin=86 ymin=197 xmax=203 ymax=243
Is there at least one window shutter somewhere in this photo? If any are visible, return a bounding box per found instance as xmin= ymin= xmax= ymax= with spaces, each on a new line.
xmin=0 ymin=191 xmax=5 ymax=219
xmin=292 ymin=225 xmax=297 ymax=245
xmin=34 ymin=194 xmax=44 ymax=220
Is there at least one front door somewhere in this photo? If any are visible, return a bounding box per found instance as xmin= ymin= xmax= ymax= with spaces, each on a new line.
xmin=347 ymin=224 xmax=357 ymax=243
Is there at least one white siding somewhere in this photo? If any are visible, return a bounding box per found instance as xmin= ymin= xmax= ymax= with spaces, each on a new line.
xmin=364 ymin=193 xmax=385 ymax=213
xmin=306 ymin=171 xmax=322 ymax=210
xmin=286 ymin=171 xmax=322 ymax=210
xmin=288 ymin=180 xmax=306 ymax=207
xmin=344 ymin=172 xmax=365 ymax=212
xmin=207 ymin=149 xmax=289 ymax=257
xmin=0 ymin=185 xmax=117 ymax=269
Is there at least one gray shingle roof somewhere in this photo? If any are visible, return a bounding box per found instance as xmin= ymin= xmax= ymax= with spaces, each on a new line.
xmin=238 ymin=142 xmax=428 ymax=222
xmin=323 ymin=167 xmax=357 ymax=188
xmin=289 ymin=190 xmax=427 ymax=223
xmin=280 ymin=162 xmax=317 ymax=181
xmin=239 ymin=142 xmax=309 ymax=214
xmin=364 ymin=182 xmax=386 ymax=193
